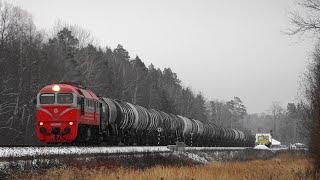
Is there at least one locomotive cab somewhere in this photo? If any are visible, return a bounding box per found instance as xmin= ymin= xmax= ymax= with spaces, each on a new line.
xmin=36 ymin=85 xmax=79 ymax=143
xmin=36 ymin=83 xmax=101 ymax=144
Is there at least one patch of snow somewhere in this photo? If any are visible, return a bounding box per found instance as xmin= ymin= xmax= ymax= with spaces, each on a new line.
xmin=271 ymin=139 xmax=281 ymax=146
xmin=172 ymin=151 xmax=208 ymax=164
xmin=184 ymin=147 xmax=249 ymax=151
xmin=184 ymin=152 xmax=208 ymax=164
xmin=271 ymin=147 xmax=288 ymax=151
xmin=254 ymin=145 xmax=270 ymax=150
xmin=293 ymin=143 xmax=305 ymax=146
xmin=0 ymin=146 xmax=170 ymax=158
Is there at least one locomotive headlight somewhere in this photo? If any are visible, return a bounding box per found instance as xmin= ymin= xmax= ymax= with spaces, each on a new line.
xmin=69 ymin=122 xmax=73 ymax=126
xmin=39 ymin=122 xmax=44 ymax=126
xmin=52 ymin=85 xmax=60 ymax=92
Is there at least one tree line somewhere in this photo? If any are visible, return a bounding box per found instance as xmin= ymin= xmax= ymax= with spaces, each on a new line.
xmin=288 ymin=0 xmax=320 ymax=171
xmin=0 ymin=2 xmax=251 ymax=144
xmin=0 ymin=1 xmax=309 ymax=146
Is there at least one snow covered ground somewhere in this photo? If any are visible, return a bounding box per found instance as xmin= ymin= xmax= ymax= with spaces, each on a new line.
xmin=254 ymin=145 xmax=270 ymax=150
xmin=0 ymin=146 xmax=307 ymax=173
xmin=184 ymin=147 xmax=249 ymax=151
xmin=0 ymin=146 xmax=260 ymax=172
xmin=0 ymin=146 xmax=303 ymax=159
xmin=0 ymin=146 xmax=170 ymax=158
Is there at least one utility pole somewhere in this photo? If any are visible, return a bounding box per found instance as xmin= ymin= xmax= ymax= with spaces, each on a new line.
xmin=270 ymin=129 xmax=273 ymax=146
xmin=273 ymin=115 xmax=276 ymax=139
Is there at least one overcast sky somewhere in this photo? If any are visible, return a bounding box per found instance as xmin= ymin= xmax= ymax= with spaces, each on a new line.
xmin=8 ymin=0 xmax=315 ymax=113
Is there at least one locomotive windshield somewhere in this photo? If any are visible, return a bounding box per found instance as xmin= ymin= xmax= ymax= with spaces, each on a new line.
xmin=57 ymin=93 xmax=73 ymax=104
xmin=40 ymin=93 xmax=55 ymax=104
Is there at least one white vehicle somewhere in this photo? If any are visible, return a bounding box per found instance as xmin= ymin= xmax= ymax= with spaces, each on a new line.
xmin=255 ymin=133 xmax=272 ymax=147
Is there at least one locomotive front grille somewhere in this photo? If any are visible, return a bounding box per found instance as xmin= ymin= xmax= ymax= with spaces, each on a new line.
xmin=51 ymin=127 xmax=60 ymax=135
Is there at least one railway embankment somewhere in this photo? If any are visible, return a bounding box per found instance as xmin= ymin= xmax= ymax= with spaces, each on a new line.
xmin=0 ymin=146 xmax=308 ymax=177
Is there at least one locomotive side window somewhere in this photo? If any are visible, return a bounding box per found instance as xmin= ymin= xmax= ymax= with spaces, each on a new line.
xmin=57 ymin=93 xmax=73 ymax=104
xmin=40 ymin=93 xmax=55 ymax=104
xmin=78 ymin=97 xmax=85 ymax=115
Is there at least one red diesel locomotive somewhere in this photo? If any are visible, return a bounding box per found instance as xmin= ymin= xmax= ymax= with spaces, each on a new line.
xmin=36 ymin=82 xmax=101 ymax=143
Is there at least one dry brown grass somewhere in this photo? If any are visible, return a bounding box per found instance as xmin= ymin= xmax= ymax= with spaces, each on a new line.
xmin=12 ymin=154 xmax=316 ymax=180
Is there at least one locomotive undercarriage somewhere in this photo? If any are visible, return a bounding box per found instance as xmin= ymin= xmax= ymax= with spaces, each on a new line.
xmin=72 ymin=125 xmax=249 ymax=147
xmin=50 ymin=124 xmax=253 ymax=147
xmin=73 ymin=124 xmax=100 ymax=145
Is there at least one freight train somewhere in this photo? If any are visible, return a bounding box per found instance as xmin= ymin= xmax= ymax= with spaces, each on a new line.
xmin=36 ymin=82 xmax=255 ymax=147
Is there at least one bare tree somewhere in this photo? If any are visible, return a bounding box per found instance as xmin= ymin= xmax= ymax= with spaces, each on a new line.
xmin=52 ymin=20 xmax=97 ymax=47
xmin=288 ymin=0 xmax=320 ymax=36
xmin=289 ymin=0 xmax=320 ymax=171
xmin=269 ymin=102 xmax=284 ymax=139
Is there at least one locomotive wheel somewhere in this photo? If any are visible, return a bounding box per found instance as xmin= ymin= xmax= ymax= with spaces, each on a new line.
xmin=73 ymin=125 xmax=88 ymax=145
xmin=74 ymin=125 xmax=100 ymax=145
xmin=92 ymin=127 xmax=102 ymax=145
xmin=85 ymin=127 xmax=91 ymax=142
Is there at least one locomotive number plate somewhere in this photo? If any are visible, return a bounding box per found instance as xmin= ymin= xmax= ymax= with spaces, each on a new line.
xmin=51 ymin=123 xmax=61 ymax=126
